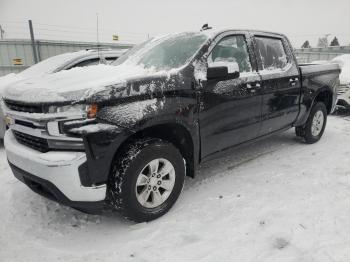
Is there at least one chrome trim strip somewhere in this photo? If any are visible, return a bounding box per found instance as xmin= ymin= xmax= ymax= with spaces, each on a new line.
xmin=11 ymin=124 xmax=82 ymax=142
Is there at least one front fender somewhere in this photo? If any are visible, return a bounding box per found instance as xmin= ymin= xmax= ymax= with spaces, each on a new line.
xmin=67 ymin=95 xmax=200 ymax=186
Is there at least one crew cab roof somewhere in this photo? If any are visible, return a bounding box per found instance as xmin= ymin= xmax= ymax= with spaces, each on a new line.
xmin=203 ymin=28 xmax=288 ymax=39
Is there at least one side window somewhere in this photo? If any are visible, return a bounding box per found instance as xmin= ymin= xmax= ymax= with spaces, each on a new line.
xmin=71 ymin=58 xmax=100 ymax=68
xmin=208 ymin=35 xmax=252 ymax=73
xmin=105 ymin=56 xmax=118 ymax=63
xmin=255 ymin=37 xmax=288 ymax=70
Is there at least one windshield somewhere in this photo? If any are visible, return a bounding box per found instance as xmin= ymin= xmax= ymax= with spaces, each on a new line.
xmin=113 ymin=32 xmax=208 ymax=70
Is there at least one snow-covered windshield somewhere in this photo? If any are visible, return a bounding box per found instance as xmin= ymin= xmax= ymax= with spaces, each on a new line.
xmin=113 ymin=32 xmax=208 ymax=70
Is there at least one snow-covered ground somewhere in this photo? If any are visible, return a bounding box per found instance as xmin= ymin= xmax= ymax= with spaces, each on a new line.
xmin=1 ymin=115 xmax=350 ymax=262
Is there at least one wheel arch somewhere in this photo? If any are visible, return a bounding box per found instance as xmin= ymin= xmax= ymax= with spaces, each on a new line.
xmin=313 ymin=89 xmax=333 ymax=114
xmin=113 ymin=122 xmax=198 ymax=178
xmin=294 ymin=87 xmax=334 ymax=127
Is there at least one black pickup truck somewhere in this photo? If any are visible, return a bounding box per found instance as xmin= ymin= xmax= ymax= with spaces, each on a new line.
xmin=3 ymin=29 xmax=340 ymax=222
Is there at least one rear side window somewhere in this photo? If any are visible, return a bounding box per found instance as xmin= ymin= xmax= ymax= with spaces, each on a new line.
xmin=255 ymin=37 xmax=288 ymax=70
xmin=71 ymin=58 xmax=100 ymax=68
xmin=105 ymin=56 xmax=118 ymax=62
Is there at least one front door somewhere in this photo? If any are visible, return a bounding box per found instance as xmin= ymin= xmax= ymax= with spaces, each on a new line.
xmin=199 ymin=33 xmax=262 ymax=158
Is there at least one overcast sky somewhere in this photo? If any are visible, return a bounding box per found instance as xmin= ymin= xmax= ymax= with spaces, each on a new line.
xmin=1 ymin=0 xmax=350 ymax=47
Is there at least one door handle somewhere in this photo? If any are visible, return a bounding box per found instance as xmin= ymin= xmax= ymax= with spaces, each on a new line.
xmin=289 ymin=77 xmax=299 ymax=86
xmin=246 ymin=82 xmax=261 ymax=93
xmin=246 ymin=82 xmax=261 ymax=89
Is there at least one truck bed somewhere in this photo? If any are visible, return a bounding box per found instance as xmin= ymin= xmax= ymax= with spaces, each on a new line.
xmin=299 ymin=62 xmax=340 ymax=76
xmin=297 ymin=62 xmax=341 ymax=117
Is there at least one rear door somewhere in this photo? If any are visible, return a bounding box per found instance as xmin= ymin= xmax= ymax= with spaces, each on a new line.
xmin=199 ymin=32 xmax=262 ymax=157
xmin=252 ymin=34 xmax=300 ymax=135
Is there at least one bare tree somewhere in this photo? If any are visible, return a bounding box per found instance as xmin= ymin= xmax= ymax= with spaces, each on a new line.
xmin=317 ymin=36 xmax=329 ymax=48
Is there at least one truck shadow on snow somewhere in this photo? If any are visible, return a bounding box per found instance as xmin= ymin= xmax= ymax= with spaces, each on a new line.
xmin=185 ymin=129 xmax=299 ymax=190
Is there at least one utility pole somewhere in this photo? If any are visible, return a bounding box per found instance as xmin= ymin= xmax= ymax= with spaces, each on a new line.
xmin=0 ymin=25 xmax=4 ymax=39
xmin=28 ymin=20 xmax=38 ymax=63
xmin=96 ymin=13 xmax=100 ymax=59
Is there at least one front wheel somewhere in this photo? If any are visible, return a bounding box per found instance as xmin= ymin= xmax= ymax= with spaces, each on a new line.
xmin=107 ymin=138 xmax=185 ymax=222
xmin=295 ymin=102 xmax=327 ymax=144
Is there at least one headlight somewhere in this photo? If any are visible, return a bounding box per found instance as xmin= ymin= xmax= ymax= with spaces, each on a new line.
xmin=48 ymin=104 xmax=99 ymax=119
xmin=48 ymin=104 xmax=86 ymax=114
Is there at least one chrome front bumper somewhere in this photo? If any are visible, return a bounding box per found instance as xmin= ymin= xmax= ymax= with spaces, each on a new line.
xmin=5 ymin=130 xmax=106 ymax=202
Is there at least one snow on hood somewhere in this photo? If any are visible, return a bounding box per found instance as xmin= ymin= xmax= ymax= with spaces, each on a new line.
xmin=0 ymin=51 xmax=91 ymax=96
xmin=3 ymin=64 xmax=176 ymax=103
xmin=332 ymin=54 xmax=350 ymax=85
xmin=0 ymin=73 xmax=24 ymax=95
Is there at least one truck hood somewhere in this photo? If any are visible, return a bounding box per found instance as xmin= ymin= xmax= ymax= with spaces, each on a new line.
xmin=3 ymin=64 xmax=177 ymax=104
xmin=0 ymin=73 xmax=24 ymax=95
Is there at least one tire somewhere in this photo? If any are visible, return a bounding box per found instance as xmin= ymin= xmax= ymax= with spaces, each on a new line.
xmin=295 ymin=102 xmax=327 ymax=144
xmin=107 ymin=138 xmax=185 ymax=222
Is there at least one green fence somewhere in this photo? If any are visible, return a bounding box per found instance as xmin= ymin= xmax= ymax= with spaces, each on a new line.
xmin=295 ymin=46 xmax=350 ymax=63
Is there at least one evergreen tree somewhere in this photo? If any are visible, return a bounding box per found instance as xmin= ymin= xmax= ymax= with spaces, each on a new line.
xmin=330 ymin=37 xmax=340 ymax=46
xmin=301 ymin=40 xmax=311 ymax=48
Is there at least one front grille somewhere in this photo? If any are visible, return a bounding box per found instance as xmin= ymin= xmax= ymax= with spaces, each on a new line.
xmin=5 ymin=100 xmax=46 ymax=113
xmin=13 ymin=130 xmax=49 ymax=153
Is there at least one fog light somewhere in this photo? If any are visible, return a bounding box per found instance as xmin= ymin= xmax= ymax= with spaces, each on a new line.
xmin=5 ymin=116 xmax=14 ymax=126
xmin=47 ymin=121 xmax=60 ymax=136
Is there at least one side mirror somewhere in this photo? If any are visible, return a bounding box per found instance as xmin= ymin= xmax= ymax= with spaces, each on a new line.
xmin=207 ymin=66 xmax=240 ymax=80
xmin=207 ymin=66 xmax=228 ymax=80
xmin=207 ymin=61 xmax=240 ymax=80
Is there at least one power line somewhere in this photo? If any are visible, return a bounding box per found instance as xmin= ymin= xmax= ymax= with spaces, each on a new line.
xmin=0 ymin=20 xmax=150 ymax=36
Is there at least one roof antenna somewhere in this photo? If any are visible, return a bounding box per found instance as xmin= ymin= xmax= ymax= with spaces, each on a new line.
xmin=201 ymin=23 xmax=212 ymax=31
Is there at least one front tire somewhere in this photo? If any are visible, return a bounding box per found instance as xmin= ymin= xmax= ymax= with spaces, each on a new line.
xmin=107 ymin=138 xmax=185 ymax=222
xmin=295 ymin=102 xmax=327 ymax=144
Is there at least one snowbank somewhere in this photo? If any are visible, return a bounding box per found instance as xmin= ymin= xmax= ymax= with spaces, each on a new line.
xmin=332 ymin=54 xmax=350 ymax=85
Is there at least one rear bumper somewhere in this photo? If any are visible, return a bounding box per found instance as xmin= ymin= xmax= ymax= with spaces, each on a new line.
xmin=5 ymin=130 xmax=107 ymax=209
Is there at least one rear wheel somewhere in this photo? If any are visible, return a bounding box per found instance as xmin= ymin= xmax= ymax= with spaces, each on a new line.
xmin=107 ymin=138 xmax=185 ymax=222
xmin=295 ymin=102 xmax=327 ymax=144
